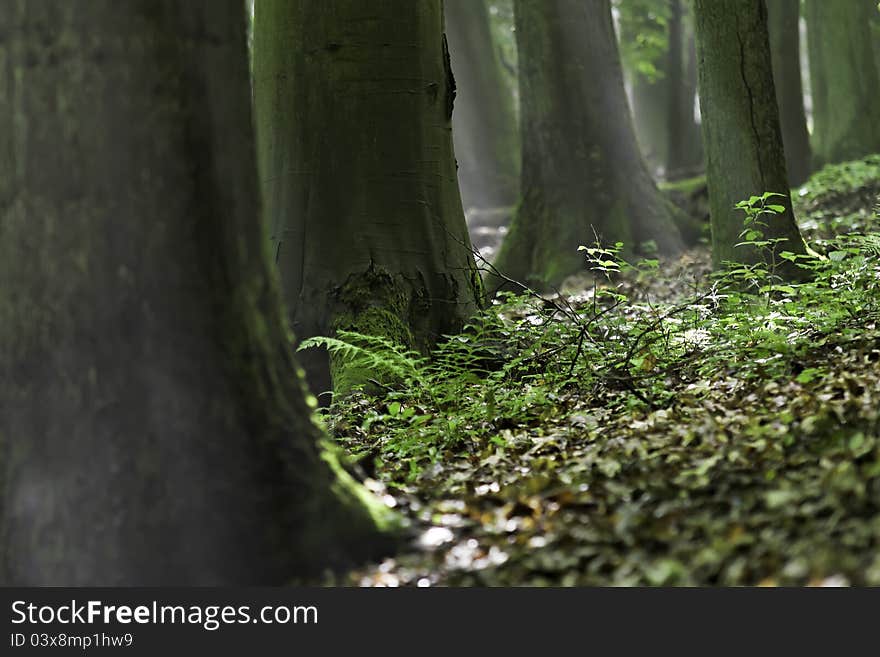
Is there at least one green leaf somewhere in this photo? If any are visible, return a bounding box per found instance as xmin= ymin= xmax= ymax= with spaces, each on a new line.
xmin=795 ymin=368 xmax=822 ymax=384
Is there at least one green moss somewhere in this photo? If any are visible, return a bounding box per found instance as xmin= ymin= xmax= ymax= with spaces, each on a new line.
xmin=318 ymin=439 xmax=403 ymax=533
xmin=659 ymin=173 xmax=707 ymax=196
xmin=607 ymin=198 xmax=635 ymax=248
xmin=331 ymin=307 xmax=413 ymax=394
xmin=540 ymin=247 xmax=587 ymax=288
xmin=329 ymin=265 xmax=417 ymax=395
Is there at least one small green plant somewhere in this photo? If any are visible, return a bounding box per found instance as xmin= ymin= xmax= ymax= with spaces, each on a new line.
xmin=298 ymin=331 xmax=428 ymax=392
xmin=577 ymin=238 xmax=629 ymax=317
xmin=729 ymin=192 xmax=795 ymax=301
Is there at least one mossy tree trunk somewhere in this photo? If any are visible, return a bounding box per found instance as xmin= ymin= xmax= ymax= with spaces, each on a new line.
xmin=253 ymin=0 xmax=482 ymax=396
xmin=805 ymin=0 xmax=880 ymax=168
xmin=694 ymin=0 xmax=807 ymax=272
xmin=767 ymin=0 xmax=812 ymax=187
xmin=445 ymin=0 xmax=520 ymax=211
xmin=0 ymin=0 xmax=393 ymax=585
xmin=494 ymin=0 xmax=686 ymax=289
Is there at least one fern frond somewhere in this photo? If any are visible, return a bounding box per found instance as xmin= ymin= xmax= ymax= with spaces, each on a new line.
xmin=298 ymin=331 xmax=428 ymax=388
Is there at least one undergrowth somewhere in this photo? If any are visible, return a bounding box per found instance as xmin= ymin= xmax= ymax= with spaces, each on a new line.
xmin=307 ymin=222 xmax=880 ymax=484
xmin=308 ymin=158 xmax=880 ymax=585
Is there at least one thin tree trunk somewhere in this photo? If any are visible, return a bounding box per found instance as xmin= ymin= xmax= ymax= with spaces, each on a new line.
xmin=666 ymin=0 xmax=685 ymax=175
xmin=0 ymin=0 xmax=393 ymax=585
xmin=666 ymin=0 xmax=700 ymax=177
xmin=682 ymin=22 xmax=704 ymax=173
xmin=873 ymin=1 xmax=880 ymax=78
xmin=766 ymin=0 xmax=811 ymax=186
xmin=494 ymin=0 xmax=686 ymax=288
xmin=445 ymin=0 xmax=520 ymax=211
xmin=694 ymin=0 xmax=807 ymax=273
xmin=621 ymin=3 xmax=671 ymax=173
xmin=622 ymin=0 xmax=702 ymax=178
xmin=805 ymin=0 xmax=880 ymax=167
xmin=253 ymin=0 xmax=482 ymax=395
xmin=631 ymin=68 xmax=670 ymax=174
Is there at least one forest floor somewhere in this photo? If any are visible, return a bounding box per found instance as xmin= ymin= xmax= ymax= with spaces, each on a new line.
xmin=320 ymin=156 xmax=880 ymax=586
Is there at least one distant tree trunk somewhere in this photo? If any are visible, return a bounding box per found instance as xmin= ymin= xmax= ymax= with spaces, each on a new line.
xmin=767 ymin=0 xmax=812 ymax=187
xmin=0 ymin=0 xmax=392 ymax=585
xmin=622 ymin=0 xmax=702 ymax=178
xmin=694 ymin=0 xmax=807 ymax=272
xmin=805 ymin=0 xmax=880 ymax=167
xmin=445 ymin=0 xmax=520 ymax=211
xmin=254 ymin=0 xmax=482 ymax=395
xmin=628 ymin=42 xmax=670 ymax=172
xmin=684 ymin=24 xmax=705 ymax=168
xmin=494 ymin=0 xmax=686 ymax=288
xmin=873 ymin=1 xmax=880 ymax=77
xmin=666 ymin=0 xmax=695 ymax=178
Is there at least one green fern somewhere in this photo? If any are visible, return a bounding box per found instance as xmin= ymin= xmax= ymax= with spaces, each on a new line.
xmin=298 ymin=330 xmax=429 ymax=389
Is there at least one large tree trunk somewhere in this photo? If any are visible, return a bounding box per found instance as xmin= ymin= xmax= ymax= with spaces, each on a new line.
xmin=767 ymin=0 xmax=812 ymax=187
xmin=494 ymin=0 xmax=685 ymax=288
xmin=694 ymin=0 xmax=807 ymax=272
xmin=253 ymin=0 xmax=482 ymax=395
xmin=805 ymin=0 xmax=880 ymax=168
xmin=0 ymin=0 xmax=392 ymax=585
xmin=445 ymin=0 xmax=520 ymax=211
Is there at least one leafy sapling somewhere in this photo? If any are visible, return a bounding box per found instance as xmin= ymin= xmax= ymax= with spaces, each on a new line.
xmin=731 ymin=192 xmax=800 ymax=301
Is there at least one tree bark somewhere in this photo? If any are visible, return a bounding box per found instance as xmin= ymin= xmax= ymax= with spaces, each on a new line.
xmin=694 ymin=0 xmax=807 ymax=272
xmin=0 ymin=0 xmax=393 ymax=585
xmin=494 ymin=0 xmax=685 ymax=288
xmin=253 ymin=0 xmax=482 ymax=395
xmin=805 ymin=0 xmax=880 ymax=168
xmin=767 ymin=0 xmax=812 ymax=187
xmin=445 ymin=0 xmax=520 ymax=211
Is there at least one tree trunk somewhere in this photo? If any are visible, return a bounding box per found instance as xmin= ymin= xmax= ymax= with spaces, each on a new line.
xmin=0 ymin=0 xmax=393 ymax=585
xmin=694 ymin=0 xmax=807 ymax=272
xmin=873 ymin=1 xmax=880 ymax=78
xmin=628 ymin=49 xmax=670 ymax=172
xmin=253 ymin=0 xmax=482 ymax=395
xmin=622 ymin=0 xmax=702 ymax=179
xmin=620 ymin=1 xmax=671 ymax=174
xmin=805 ymin=0 xmax=880 ymax=168
xmin=767 ymin=0 xmax=812 ymax=187
xmin=666 ymin=0 xmax=703 ymax=177
xmin=445 ymin=0 xmax=520 ymax=211
xmin=494 ymin=0 xmax=685 ymax=288
xmin=683 ymin=24 xmax=705 ymax=173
